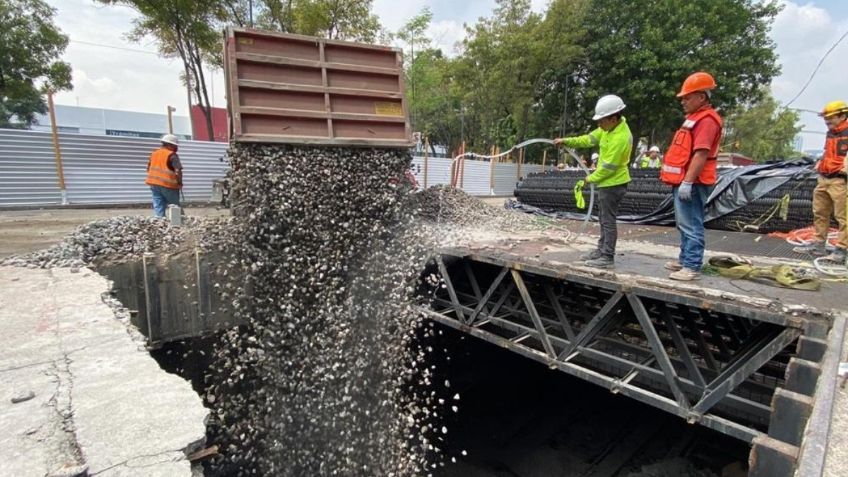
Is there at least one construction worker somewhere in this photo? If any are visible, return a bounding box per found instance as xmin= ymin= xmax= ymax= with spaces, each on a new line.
xmin=555 ymin=94 xmax=632 ymax=268
xmin=794 ymin=100 xmax=848 ymax=260
xmin=642 ymin=146 xmax=661 ymax=168
xmin=145 ymin=134 xmax=183 ymax=217
xmin=660 ymin=72 xmax=723 ymax=281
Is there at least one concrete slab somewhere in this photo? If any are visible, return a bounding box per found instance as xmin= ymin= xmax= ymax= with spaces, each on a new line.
xmin=0 ymin=266 xmax=208 ymax=476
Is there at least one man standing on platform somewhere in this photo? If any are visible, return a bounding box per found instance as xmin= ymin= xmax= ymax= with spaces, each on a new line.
xmin=793 ymin=100 xmax=848 ymax=261
xmin=555 ymin=94 xmax=632 ymax=269
xmin=145 ymin=134 xmax=183 ymax=217
xmin=660 ymin=72 xmax=723 ymax=281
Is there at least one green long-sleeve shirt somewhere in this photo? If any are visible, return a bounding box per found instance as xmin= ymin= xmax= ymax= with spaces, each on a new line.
xmin=560 ymin=117 xmax=633 ymax=187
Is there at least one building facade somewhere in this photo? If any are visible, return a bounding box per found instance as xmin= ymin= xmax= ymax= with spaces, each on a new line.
xmin=31 ymin=104 xmax=192 ymax=140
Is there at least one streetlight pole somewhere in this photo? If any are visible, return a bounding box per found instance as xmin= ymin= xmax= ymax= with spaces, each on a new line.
xmin=167 ymin=105 xmax=176 ymax=134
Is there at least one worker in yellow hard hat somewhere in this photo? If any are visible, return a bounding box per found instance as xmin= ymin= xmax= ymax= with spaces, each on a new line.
xmin=794 ymin=100 xmax=848 ymax=260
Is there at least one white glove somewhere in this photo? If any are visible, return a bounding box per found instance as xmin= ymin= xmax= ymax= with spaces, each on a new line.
xmin=678 ymin=181 xmax=693 ymax=201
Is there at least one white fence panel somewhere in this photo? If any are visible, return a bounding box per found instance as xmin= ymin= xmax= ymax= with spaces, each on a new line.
xmin=0 ymin=129 xmax=64 ymax=206
xmin=0 ymin=129 xmax=228 ymax=206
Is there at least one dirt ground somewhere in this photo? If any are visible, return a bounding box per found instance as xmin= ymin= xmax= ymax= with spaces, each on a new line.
xmin=0 ymin=206 xmax=228 ymax=258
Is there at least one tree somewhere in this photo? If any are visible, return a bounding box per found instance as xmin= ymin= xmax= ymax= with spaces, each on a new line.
xmin=568 ymin=0 xmax=781 ymax=151
xmin=724 ymin=93 xmax=801 ymax=162
xmin=395 ymin=8 xmax=433 ymax=132
xmin=0 ymin=0 xmax=71 ymax=127
xmin=452 ymin=0 xmax=587 ymax=154
xmin=256 ymin=0 xmax=380 ymax=41
xmin=99 ymin=0 xmax=224 ymax=141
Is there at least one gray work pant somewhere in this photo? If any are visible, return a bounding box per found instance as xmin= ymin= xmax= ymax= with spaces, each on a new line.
xmin=596 ymin=184 xmax=628 ymax=259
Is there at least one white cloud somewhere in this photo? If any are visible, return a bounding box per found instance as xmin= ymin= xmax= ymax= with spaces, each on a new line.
xmin=770 ymin=0 xmax=848 ymax=150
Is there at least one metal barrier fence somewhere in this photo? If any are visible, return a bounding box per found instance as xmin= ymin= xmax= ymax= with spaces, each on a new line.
xmin=0 ymin=128 xmax=551 ymax=206
xmin=0 ymin=129 xmax=228 ymax=206
xmin=410 ymin=156 xmax=548 ymax=196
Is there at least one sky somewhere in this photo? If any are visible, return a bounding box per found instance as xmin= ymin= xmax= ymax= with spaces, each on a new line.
xmin=47 ymin=0 xmax=847 ymax=149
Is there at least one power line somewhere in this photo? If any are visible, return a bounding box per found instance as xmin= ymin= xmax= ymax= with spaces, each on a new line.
xmin=784 ymin=27 xmax=848 ymax=108
xmin=70 ymin=39 xmax=160 ymax=56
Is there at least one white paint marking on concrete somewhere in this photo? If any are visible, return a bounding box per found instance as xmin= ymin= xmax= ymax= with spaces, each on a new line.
xmin=0 ymin=266 xmax=208 ymax=476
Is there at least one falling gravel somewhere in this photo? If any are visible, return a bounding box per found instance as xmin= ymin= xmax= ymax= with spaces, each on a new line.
xmin=205 ymin=143 xmax=449 ymax=476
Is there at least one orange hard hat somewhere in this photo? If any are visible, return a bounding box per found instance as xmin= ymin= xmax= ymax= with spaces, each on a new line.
xmin=677 ymin=72 xmax=717 ymax=97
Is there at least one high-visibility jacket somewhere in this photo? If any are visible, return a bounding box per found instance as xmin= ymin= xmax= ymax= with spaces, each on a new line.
xmin=145 ymin=147 xmax=181 ymax=189
xmin=818 ymin=120 xmax=848 ymax=175
xmin=560 ymin=117 xmax=632 ymax=188
xmin=660 ymin=107 xmax=722 ymax=186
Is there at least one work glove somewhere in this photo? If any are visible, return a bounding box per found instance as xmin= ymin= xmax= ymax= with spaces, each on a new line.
xmin=678 ymin=181 xmax=693 ymax=201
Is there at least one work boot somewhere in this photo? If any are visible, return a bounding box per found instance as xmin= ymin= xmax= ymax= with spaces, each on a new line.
xmin=584 ymin=256 xmax=614 ymax=269
xmin=793 ymin=242 xmax=827 ymax=256
xmin=580 ymin=249 xmax=603 ymax=261
xmin=821 ymin=247 xmax=847 ymax=262
xmin=664 ymin=261 xmax=683 ymax=271
xmin=669 ymin=267 xmax=701 ymax=281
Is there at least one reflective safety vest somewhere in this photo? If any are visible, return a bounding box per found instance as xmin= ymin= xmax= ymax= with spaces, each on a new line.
xmin=640 ymin=155 xmax=650 ymax=168
xmin=818 ymin=120 xmax=848 ymax=175
xmin=660 ymin=108 xmax=723 ymax=186
xmin=145 ymin=147 xmax=180 ymax=189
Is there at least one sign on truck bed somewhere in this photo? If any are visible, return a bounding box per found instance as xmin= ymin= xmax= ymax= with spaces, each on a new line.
xmin=223 ymin=27 xmax=412 ymax=148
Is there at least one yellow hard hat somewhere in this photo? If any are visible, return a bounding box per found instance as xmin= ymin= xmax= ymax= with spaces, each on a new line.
xmin=820 ymin=100 xmax=848 ymax=118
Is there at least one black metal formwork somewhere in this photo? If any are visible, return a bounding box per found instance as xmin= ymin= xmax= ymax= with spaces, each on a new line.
xmin=422 ymin=252 xmax=835 ymax=476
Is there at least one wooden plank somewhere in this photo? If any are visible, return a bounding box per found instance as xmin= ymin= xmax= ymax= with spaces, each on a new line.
xmin=235 ymin=133 xmax=413 ymax=147
xmin=235 ymin=52 xmax=321 ymax=69
xmin=229 ymin=27 xmax=402 ymax=54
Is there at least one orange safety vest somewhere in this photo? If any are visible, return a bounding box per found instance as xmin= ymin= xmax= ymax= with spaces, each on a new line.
xmin=660 ymin=107 xmax=723 ymax=186
xmin=145 ymin=147 xmax=181 ymax=189
xmin=818 ymin=120 xmax=848 ymax=175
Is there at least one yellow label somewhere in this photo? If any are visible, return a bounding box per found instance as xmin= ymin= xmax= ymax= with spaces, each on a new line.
xmin=237 ymin=37 xmax=254 ymax=45
xmin=374 ymin=102 xmax=403 ymax=117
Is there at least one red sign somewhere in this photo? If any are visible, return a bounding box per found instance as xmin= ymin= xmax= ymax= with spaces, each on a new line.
xmin=190 ymin=105 xmax=228 ymax=142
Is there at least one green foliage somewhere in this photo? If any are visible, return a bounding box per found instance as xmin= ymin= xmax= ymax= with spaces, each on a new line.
xmin=0 ymin=0 xmax=71 ymax=127
xmin=256 ymin=0 xmax=380 ymax=41
xmin=457 ymin=0 xmax=588 ymax=151
xmin=572 ymin=0 xmax=782 ymax=148
xmin=724 ymin=93 xmax=801 ymax=162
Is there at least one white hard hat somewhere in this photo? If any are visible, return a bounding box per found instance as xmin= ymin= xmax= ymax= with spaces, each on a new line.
xmin=591 ymin=153 xmax=599 ymax=160
xmin=161 ymin=134 xmax=179 ymax=146
xmin=649 ymin=146 xmax=660 ymax=153
xmin=592 ymin=94 xmax=626 ymax=121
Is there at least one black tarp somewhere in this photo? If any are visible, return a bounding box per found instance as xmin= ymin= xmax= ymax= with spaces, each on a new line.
xmin=508 ymin=158 xmax=817 ymax=225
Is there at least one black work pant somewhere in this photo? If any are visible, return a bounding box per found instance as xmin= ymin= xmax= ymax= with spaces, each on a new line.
xmin=596 ymin=184 xmax=628 ymax=259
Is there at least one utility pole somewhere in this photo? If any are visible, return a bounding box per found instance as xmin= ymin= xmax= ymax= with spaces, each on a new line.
xmin=249 ymin=0 xmax=254 ymax=27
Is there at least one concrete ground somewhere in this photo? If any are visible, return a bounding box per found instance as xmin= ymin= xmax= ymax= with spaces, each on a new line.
xmin=0 ymin=266 xmax=209 ymax=476
xmin=0 ymin=206 xmax=227 ymax=258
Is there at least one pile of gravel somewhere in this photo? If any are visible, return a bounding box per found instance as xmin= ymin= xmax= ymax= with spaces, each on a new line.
xmin=411 ymin=184 xmax=537 ymax=231
xmin=1 ymin=216 xmax=223 ymax=269
xmin=205 ymin=144 xmax=447 ymax=476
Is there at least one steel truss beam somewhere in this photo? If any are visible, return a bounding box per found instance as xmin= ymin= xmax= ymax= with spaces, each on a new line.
xmin=424 ymin=255 xmax=814 ymax=443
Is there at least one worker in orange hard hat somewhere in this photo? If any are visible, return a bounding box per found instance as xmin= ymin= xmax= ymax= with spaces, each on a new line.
xmin=793 ymin=100 xmax=848 ymax=261
xmin=660 ymin=72 xmax=723 ymax=281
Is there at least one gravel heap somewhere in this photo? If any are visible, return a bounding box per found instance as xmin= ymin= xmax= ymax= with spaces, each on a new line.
xmin=1 ymin=216 xmax=225 ymax=269
xmin=411 ymin=184 xmax=537 ymax=231
xmin=206 ymin=144 xmax=446 ymax=476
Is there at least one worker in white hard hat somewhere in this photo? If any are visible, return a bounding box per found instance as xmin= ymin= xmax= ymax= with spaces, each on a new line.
xmin=145 ymin=134 xmax=183 ymax=217
xmin=641 ymin=146 xmax=661 ymax=168
xmin=554 ymin=94 xmax=633 ymax=268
